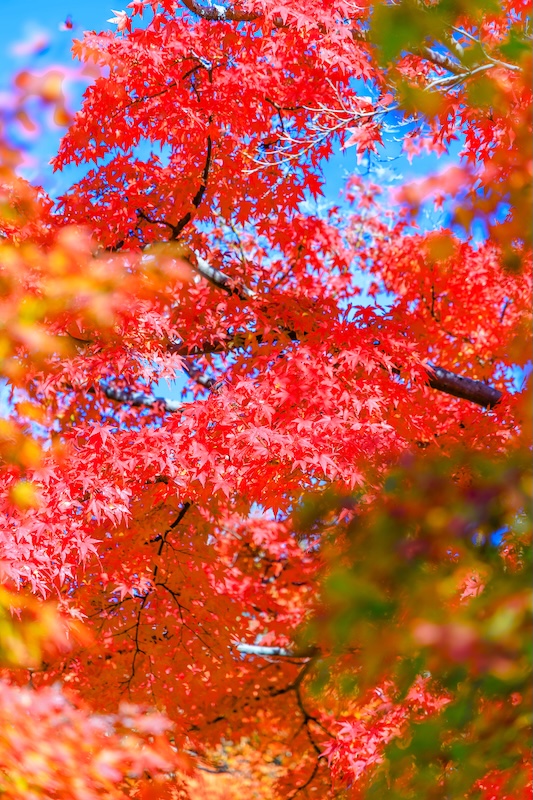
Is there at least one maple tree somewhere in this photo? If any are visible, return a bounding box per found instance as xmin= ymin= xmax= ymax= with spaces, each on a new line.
xmin=0 ymin=0 xmax=531 ymax=797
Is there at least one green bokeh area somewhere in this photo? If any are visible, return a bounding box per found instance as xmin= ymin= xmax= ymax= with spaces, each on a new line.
xmin=300 ymin=449 xmax=531 ymax=796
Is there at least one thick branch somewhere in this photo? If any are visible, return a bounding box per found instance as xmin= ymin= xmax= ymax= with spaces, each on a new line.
xmin=426 ymin=363 xmax=502 ymax=408
xmin=191 ymin=255 xmax=505 ymax=407
xmin=421 ymin=45 xmax=463 ymax=76
xmin=180 ymin=5 xmax=471 ymax=82
xmin=236 ymin=643 xmax=317 ymax=659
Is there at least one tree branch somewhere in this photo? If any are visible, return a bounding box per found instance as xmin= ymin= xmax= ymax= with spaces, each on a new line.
xmin=235 ymin=643 xmax=317 ymax=659
xmin=153 ymin=502 xmax=192 ymax=583
xmin=178 ymin=0 xmax=287 ymax=29
xmin=171 ymin=133 xmax=213 ymax=239
xmin=179 ymin=257 xmax=504 ymax=409
xmin=421 ymin=46 xmax=463 ymax=76
xmin=183 ymin=361 xmax=221 ymax=390
xmin=179 ymin=0 xmax=259 ymax=22
xmin=426 ymin=363 xmax=502 ymax=408
xmin=137 ymin=209 xmax=176 ymax=232
xmin=193 ymin=254 xmax=256 ymax=299
xmin=103 ymin=247 xmax=504 ymax=411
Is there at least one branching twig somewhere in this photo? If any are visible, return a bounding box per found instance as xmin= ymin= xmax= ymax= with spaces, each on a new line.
xmin=288 ymin=759 xmax=320 ymax=799
xmin=171 ymin=132 xmax=213 ymax=239
xmin=153 ymin=502 xmax=192 ymax=582
xmin=137 ymin=209 xmax=176 ymax=232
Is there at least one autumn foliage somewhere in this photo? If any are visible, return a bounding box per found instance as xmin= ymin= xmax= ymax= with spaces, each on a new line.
xmin=0 ymin=0 xmax=531 ymax=797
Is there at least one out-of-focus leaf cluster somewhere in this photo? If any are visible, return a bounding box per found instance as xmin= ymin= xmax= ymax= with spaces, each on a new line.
xmin=298 ymin=446 xmax=531 ymax=795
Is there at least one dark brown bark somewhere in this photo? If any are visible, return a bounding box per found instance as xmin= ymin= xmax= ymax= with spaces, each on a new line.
xmin=426 ymin=363 xmax=502 ymax=408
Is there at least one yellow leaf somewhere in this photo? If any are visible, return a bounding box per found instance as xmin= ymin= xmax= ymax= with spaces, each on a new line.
xmin=9 ymin=480 xmax=40 ymax=509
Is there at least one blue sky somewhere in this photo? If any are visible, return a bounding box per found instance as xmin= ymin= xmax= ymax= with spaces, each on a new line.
xmin=1 ymin=0 xmax=114 ymax=62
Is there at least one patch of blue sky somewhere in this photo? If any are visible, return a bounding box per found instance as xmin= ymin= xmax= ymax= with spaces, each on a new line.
xmin=0 ymin=379 xmax=11 ymax=419
xmin=489 ymin=526 xmax=508 ymax=546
